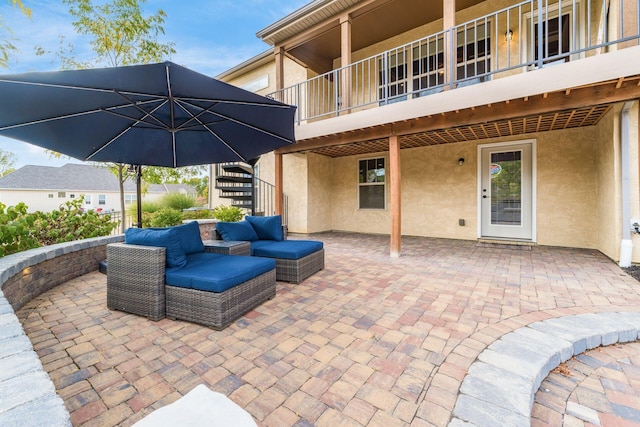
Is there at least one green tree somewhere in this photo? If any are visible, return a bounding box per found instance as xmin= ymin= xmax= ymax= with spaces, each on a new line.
xmin=1 ymin=0 xmax=31 ymax=68
xmin=60 ymin=0 xmax=175 ymax=68
xmin=182 ymin=175 xmax=209 ymax=200
xmin=0 ymin=148 xmax=16 ymax=176
xmin=56 ymin=0 xmax=176 ymax=232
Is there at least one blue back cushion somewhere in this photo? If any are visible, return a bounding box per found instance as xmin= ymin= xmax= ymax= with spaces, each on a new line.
xmin=125 ymin=227 xmax=187 ymax=268
xmin=174 ymin=221 xmax=205 ymax=254
xmin=245 ymin=215 xmax=283 ymax=241
xmin=216 ymin=221 xmax=259 ymax=241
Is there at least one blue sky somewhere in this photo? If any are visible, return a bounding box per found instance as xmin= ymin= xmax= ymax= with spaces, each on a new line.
xmin=0 ymin=0 xmax=309 ymax=169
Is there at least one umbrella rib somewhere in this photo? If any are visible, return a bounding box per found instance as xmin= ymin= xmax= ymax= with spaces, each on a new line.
xmin=113 ymin=91 xmax=171 ymax=129
xmin=177 ymin=96 xmax=293 ymax=109
xmin=0 ymin=109 xmax=99 ymax=131
xmin=166 ymin=63 xmax=178 ymax=168
xmin=172 ymin=101 xmax=247 ymax=161
xmin=102 ymin=100 xmax=170 ymax=130
xmin=0 ymin=98 xmax=165 ymax=131
xmin=0 ymin=77 xmax=173 ymax=101
xmin=177 ymin=99 xmax=295 ymax=144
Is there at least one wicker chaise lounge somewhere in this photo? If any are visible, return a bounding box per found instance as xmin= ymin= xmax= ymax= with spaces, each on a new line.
xmin=107 ymin=221 xmax=276 ymax=329
xmin=216 ymin=215 xmax=324 ymax=284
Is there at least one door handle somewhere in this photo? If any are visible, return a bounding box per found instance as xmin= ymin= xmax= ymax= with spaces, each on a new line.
xmin=482 ymin=195 xmax=488 ymax=198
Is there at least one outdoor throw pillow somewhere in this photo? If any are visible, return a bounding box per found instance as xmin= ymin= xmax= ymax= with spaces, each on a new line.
xmin=174 ymin=221 xmax=205 ymax=254
xmin=125 ymin=227 xmax=188 ymax=269
xmin=216 ymin=221 xmax=259 ymax=241
xmin=245 ymin=215 xmax=284 ymax=241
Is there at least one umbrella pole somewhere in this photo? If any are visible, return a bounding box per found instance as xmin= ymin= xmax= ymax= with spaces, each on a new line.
xmin=136 ymin=165 xmax=143 ymax=228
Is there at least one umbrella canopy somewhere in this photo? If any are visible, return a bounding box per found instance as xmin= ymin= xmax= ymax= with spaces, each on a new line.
xmin=0 ymin=61 xmax=297 ymax=227
xmin=0 ymin=61 xmax=296 ymax=166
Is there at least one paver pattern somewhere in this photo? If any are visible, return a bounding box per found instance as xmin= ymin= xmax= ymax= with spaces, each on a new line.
xmin=15 ymin=232 xmax=640 ymax=426
xmin=534 ymin=342 xmax=640 ymax=426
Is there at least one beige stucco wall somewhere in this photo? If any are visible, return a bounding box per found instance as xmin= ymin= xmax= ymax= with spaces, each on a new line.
xmin=290 ymin=107 xmax=638 ymax=256
xmin=535 ymin=128 xmax=598 ymax=248
xmin=222 ymin=56 xmax=306 ymax=97
xmin=283 ymin=153 xmax=309 ymax=232
xmin=401 ymin=142 xmax=478 ymax=239
xmin=595 ymin=107 xmax=619 ymax=260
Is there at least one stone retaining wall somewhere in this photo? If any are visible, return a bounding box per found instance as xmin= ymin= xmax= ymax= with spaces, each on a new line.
xmin=0 ymin=235 xmax=124 ymax=427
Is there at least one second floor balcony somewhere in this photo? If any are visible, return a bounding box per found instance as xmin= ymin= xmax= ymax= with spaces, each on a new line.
xmin=266 ymin=0 xmax=640 ymax=126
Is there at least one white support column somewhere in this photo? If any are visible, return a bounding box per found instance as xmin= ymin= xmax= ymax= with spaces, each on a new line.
xmin=620 ymin=101 xmax=635 ymax=267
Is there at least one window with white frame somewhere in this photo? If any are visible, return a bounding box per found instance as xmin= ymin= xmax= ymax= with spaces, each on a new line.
xmin=98 ymin=195 xmax=106 ymax=205
xmin=412 ymin=37 xmax=445 ymax=95
xmin=455 ymin=22 xmax=491 ymax=83
xmin=48 ymin=194 xmax=54 ymax=198
xmin=358 ymin=158 xmax=386 ymax=210
xmin=58 ymin=191 xmax=66 ymax=198
xmin=534 ymin=14 xmax=571 ymax=63
xmin=525 ymin=2 xmax=578 ymax=66
xmin=84 ymin=195 xmax=91 ymax=205
xmin=378 ymin=49 xmax=408 ymax=102
xmin=124 ymin=194 xmax=137 ymax=205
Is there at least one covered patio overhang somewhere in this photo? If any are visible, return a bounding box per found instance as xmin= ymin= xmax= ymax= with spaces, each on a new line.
xmin=274 ymin=64 xmax=640 ymax=256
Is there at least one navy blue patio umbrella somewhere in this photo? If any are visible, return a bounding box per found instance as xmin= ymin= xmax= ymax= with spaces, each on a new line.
xmin=0 ymin=61 xmax=297 ymax=226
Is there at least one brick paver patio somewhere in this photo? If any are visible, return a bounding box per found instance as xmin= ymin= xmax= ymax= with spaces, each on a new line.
xmin=15 ymin=232 xmax=640 ymax=426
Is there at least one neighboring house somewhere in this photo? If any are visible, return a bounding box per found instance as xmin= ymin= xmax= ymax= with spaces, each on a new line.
xmin=0 ymin=164 xmax=196 ymax=214
xmin=216 ymin=0 xmax=640 ymax=264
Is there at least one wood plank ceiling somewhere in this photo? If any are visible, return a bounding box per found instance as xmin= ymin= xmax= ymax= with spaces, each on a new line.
xmin=312 ymin=105 xmax=611 ymax=157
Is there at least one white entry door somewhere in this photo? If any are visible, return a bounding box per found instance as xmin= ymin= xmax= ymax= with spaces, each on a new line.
xmin=480 ymin=142 xmax=533 ymax=240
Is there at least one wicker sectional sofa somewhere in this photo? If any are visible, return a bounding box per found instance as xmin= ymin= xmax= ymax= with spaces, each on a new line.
xmin=107 ymin=221 xmax=276 ymax=329
xmin=216 ymin=215 xmax=324 ymax=284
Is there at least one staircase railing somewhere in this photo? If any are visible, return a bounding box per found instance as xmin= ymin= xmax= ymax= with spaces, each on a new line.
xmin=252 ymin=175 xmax=288 ymax=226
xmin=215 ymin=163 xmax=288 ymax=226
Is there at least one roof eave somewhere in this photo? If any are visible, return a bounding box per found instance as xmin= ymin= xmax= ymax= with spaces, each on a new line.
xmin=255 ymin=0 xmax=337 ymax=44
xmin=216 ymin=50 xmax=273 ymax=81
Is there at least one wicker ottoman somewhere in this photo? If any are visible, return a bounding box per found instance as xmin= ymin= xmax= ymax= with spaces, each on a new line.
xmin=275 ymin=249 xmax=325 ymax=283
xmin=166 ymin=269 xmax=276 ymax=330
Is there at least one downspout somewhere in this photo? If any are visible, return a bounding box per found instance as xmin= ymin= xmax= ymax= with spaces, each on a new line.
xmin=619 ymin=101 xmax=635 ymax=267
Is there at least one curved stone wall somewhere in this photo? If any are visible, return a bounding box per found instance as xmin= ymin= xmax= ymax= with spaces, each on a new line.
xmin=0 ymin=235 xmax=123 ymax=426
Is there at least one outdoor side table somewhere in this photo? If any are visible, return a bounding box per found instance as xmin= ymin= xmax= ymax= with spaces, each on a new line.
xmin=203 ymin=240 xmax=251 ymax=256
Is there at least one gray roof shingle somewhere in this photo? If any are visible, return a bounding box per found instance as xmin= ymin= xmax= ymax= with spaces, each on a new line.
xmin=0 ymin=164 xmax=196 ymax=194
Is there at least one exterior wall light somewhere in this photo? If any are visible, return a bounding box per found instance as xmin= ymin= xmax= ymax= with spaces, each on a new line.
xmin=505 ymin=29 xmax=513 ymax=41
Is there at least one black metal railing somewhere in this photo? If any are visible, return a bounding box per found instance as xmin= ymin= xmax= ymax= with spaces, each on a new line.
xmin=215 ymin=163 xmax=288 ymax=225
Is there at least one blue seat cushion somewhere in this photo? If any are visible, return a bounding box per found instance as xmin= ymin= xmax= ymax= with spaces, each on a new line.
xmin=251 ymin=240 xmax=323 ymax=260
xmin=216 ymin=221 xmax=259 ymax=241
xmin=125 ymin=227 xmax=187 ymax=269
xmin=165 ymin=252 xmax=275 ymax=293
xmin=245 ymin=215 xmax=284 ymax=241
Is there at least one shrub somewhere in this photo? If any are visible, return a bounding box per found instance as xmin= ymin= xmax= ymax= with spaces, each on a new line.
xmin=0 ymin=202 xmax=39 ymax=257
xmin=211 ymin=205 xmax=244 ymax=222
xmin=161 ymin=193 xmax=200 ymax=211
xmin=32 ymin=197 xmax=119 ymax=247
xmin=182 ymin=209 xmax=216 ymax=220
xmin=0 ymin=197 xmax=118 ymax=257
xmin=146 ymin=208 xmax=183 ymax=227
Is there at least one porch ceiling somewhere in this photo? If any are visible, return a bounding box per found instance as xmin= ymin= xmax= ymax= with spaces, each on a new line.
xmin=282 ymin=0 xmax=483 ymax=74
xmin=311 ymin=105 xmax=612 ymax=157
xmin=283 ymin=76 xmax=640 ymax=158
